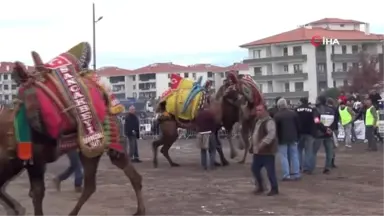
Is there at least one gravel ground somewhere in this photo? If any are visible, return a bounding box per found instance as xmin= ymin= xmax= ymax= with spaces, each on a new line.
xmin=1 ymin=139 xmax=383 ymax=215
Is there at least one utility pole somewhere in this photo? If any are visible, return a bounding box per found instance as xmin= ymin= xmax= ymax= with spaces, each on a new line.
xmin=92 ymin=3 xmax=103 ymax=71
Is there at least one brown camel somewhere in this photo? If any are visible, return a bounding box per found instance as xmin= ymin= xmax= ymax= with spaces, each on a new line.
xmin=0 ymin=44 xmax=145 ymax=216
xmin=212 ymin=72 xmax=263 ymax=164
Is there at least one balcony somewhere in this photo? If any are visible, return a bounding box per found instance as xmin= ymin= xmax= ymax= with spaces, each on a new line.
xmin=263 ymin=91 xmax=309 ymax=99
xmin=244 ymin=55 xmax=307 ymax=65
xmin=253 ymin=72 xmax=308 ymax=81
xmin=331 ymin=71 xmax=348 ymax=79
xmin=331 ymin=54 xmax=359 ymax=62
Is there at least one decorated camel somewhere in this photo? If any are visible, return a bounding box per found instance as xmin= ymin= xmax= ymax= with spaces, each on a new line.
xmin=152 ymin=71 xmax=263 ymax=167
xmin=0 ymin=42 xmax=145 ymax=215
xmin=215 ymin=72 xmax=264 ymax=163
xmin=152 ymin=74 xmax=227 ymax=167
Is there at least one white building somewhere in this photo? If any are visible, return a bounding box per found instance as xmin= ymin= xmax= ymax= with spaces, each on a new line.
xmin=0 ymin=62 xmax=34 ymax=104
xmin=98 ymin=62 xmax=228 ymax=99
xmin=240 ymin=18 xmax=384 ymax=105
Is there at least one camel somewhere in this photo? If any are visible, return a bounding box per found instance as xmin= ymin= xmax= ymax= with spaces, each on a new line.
xmin=0 ymin=42 xmax=145 ymax=216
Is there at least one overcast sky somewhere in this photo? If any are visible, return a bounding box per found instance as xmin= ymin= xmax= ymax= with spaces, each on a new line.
xmin=0 ymin=0 xmax=383 ymax=69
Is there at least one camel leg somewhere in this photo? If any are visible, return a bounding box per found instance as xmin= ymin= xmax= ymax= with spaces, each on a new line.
xmin=152 ymin=137 xmax=162 ymax=168
xmin=238 ymin=128 xmax=250 ymax=164
xmin=0 ymin=158 xmax=25 ymax=216
xmin=26 ymin=161 xmax=46 ymax=216
xmin=160 ymin=134 xmax=179 ymax=167
xmin=108 ymin=150 xmax=145 ymax=215
xmin=68 ymin=153 xmax=101 ymax=216
xmin=227 ymin=132 xmax=238 ymax=159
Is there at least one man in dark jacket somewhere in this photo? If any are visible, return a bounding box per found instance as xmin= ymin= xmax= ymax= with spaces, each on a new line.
xmin=326 ymin=98 xmax=338 ymax=168
xmin=312 ymin=95 xmax=335 ymax=174
xmin=268 ymin=96 xmax=281 ymax=118
xmin=274 ymin=98 xmax=300 ymax=180
xmin=124 ymin=105 xmax=141 ymax=163
xmin=295 ymin=97 xmax=316 ymax=173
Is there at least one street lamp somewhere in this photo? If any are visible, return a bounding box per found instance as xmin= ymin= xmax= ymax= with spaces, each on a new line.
xmin=92 ymin=3 xmax=103 ymax=71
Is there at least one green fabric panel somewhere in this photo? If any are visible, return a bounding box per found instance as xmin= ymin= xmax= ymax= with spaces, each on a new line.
xmin=14 ymin=104 xmax=31 ymax=142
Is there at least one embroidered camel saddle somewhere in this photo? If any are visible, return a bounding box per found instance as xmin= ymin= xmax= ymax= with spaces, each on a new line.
xmin=158 ymin=74 xmax=212 ymax=121
xmin=12 ymin=42 xmax=125 ymax=159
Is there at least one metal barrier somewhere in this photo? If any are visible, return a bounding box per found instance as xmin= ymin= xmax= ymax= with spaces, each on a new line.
xmin=118 ymin=118 xmax=240 ymax=140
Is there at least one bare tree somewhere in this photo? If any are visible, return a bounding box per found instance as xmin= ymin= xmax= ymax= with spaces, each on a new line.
xmin=346 ymin=51 xmax=383 ymax=94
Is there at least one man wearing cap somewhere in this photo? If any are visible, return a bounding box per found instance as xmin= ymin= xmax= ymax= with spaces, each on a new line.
xmin=338 ymin=101 xmax=355 ymax=148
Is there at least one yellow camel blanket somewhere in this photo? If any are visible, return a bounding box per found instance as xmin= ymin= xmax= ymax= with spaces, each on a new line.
xmin=159 ymin=78 xmax=204 ymax=121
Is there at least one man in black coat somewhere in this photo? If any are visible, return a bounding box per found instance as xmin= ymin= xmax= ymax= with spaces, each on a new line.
xmin=124 ymin=105 xmax=141 ymax=163
xmin=295 ymin=97 xmax=316 ymax=173
xmin=274 ymin=98 xmax=301 ymax=180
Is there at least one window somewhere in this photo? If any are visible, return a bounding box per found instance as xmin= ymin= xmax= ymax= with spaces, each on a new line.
xmin=4 ymin=85 xmax=8 ymax=90
xmin=332 ymin=63 xmax=335 ymax=71
xmin=283 ymin=65 xmax=289 ymax=72
xmin=192 ymin=73 xmax=197 ymax=79
xmin=342 ymin=63 xmax=348 ymax=71
xmin=132 ymin=75 xmax=136 ymax=81
xmin=253 ymin=67 xmax=262 ymax=75
xmin=352 ymin=45 xmax=359 ymax=54
xmin=139 ymin=74 xmax=155 ymax=81
xmin=284 ymin=83 xmax=290 ymax=92
xmin=267 ymin=81 xmax=273 ymax=92
xmin=318 ymin=81 xmax=327 ymax=91
xmin=341 ymin=45 xmax=347 ymax=54
xmin=133 ymin=85 xmax=136 ymax=90
xmin=4 ymin=95 xmax=8 ymax=100
xmin=253 ymin=50 xmax=261 ymax=59
xmin=184 ymin=73 xmax=189 ymax=78
xmin=295 ymin=82 xmax=304 ymax=91
xmin=110 ymin=76 xmax=124 ymax=83
xmin=3 ymin=74 xmax=8 ymax=80
xmin=220 ymin=72 xmax=224 ymax=78
xmin=207 ymin=72 xmax=213 ymax=78
xmin=340 ymin=24 xmax=345 ymax=27
xmin=132 ymin=92 xmax=137 ymax=98
xmin=11 ymin=84 xmax=17 ymax=90
xmin=293 ymin=46 xmax=302 ymax=55
xmin=317 ymin=63 xmax=326 ymax=73
xmin=352 ymin=62 xmax=358 ymax=68
xmin=293 ymin=64 xmax=303 ymax=73
xmin=283 ymin=47 xmax=288 ymax=56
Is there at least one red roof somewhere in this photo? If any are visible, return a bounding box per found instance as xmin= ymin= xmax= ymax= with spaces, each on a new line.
xmin=185 ymin=64 xmax=225 ymax=73
xmin=0 ymin=61 xmax=34 ymax=74
xmin=240 ymin=27 xmax=384 ymax=47
xmin=97 ymin=66 xmax=133 ymax=76
xmin=224 ymin=63 xmax=249 ymax=71
xmin=308 ymin=18 xmax=365 ymax=25
xmin=132 ymin=62 xmax=188 ymax=74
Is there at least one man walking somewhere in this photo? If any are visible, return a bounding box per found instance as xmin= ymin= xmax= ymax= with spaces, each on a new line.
xmin=124 ymin=105 xmax=142 ymax=162
xmin=312 ymin=95 xmax=335 ymax=174
xmin=364 ymin=98 xmax=378 ymax=151
xmin=295 ymin=97 xmax=316 ymax=173
xmin=250 ymin=104 xmax=278 ymax=196
xmin=274 ymin=98 xmax=300 ymax=181
xmin=338 ymin=101 xmax=355 ymax=148
xmin=52 ymin=150 xmax=83 ymax=192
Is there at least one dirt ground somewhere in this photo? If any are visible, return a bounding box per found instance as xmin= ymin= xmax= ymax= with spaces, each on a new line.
xmin=0 ymin=139 xmax=383 ymax=215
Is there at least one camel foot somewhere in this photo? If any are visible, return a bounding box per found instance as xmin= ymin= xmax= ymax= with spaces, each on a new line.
xmin=133 ymin=209 xmax=146 ymax=216
xmin=230 ymin=152 xmax=237 ymax=159
xmin=170 ymin=163 xmax=180 ymax=167
xmin=238 ymin=160 xmax=245 ymax=164
xmin=222 ymin=160 xmax=230 ymax=166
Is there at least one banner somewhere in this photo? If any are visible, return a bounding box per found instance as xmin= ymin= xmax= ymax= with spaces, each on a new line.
xmin=337 ymin=120 xmax=384 ymax=140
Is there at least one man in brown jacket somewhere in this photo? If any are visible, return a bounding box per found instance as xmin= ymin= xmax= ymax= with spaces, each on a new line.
xmin=250 ymin=104 xmax=279 ymax=196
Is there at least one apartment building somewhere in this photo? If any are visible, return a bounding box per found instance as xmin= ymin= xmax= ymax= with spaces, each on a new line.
xmin=98 ymin=62 xmax=228 ymax=99
xmin=241 ymin=18 xmax=384 ymax=104
xmin=0 ymin=62 xmax=34 ymax=104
